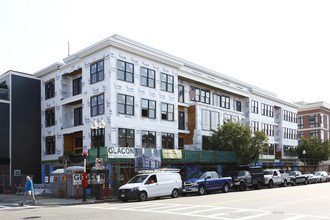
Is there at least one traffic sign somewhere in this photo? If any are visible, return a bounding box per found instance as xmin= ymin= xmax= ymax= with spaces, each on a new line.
xmin=96 ymin=158 xmax=103 ymax=168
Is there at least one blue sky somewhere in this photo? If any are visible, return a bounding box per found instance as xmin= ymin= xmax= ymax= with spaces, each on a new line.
xmin=1 ymin=0 xmax=330 ymax=103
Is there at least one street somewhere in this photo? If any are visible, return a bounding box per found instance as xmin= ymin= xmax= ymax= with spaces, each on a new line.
xmin=1 ymin=182 xmax=330 ymax=220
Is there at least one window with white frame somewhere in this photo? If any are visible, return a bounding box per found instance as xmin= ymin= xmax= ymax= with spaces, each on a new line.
xmin=202 ymin=109 xmax=211 ymax=130
xmin=221 ymin=95 xmax=230 ymax=109
xmin=211 ymin=111 xmax=220 ymax=130
xmin=251 ymin=100 xmax=258 ymax=114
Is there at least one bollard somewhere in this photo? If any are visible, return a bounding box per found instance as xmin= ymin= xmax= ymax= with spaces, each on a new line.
xmin=102 ymin=183 xmax=105 ymax=200
xmin=77 ymin=184 xmax=79 ymax=199
xmin=108 ymin=183 xmax=111 ymax=199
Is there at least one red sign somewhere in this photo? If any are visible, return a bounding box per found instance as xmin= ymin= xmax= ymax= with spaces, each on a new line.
xmin=82 ymin=172 xmax=88 ymax=187
xmin=96 ymin=158 xmax=103 ymax=168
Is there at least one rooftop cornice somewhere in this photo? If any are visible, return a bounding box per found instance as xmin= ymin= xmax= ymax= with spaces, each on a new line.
xmin=297 ymin=101 xmax=330 ymax=111
xmin=34 ymin=62 xmax=63 ymax=77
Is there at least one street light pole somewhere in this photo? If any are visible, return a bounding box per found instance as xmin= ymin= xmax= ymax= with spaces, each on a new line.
xmin=302 ymin=150 xmax=306 ymax=173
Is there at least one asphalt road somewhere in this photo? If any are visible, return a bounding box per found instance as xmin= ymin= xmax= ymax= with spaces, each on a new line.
xmin=1 ymin=182 xmax=330 ymax=220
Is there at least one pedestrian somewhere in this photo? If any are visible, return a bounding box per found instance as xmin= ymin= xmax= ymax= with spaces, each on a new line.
xmin=18 ymin=176 xmax=37 ymax=206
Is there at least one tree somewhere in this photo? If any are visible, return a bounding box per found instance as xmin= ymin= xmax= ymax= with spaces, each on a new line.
xmin=205 ymin=120 xmax=268 ymax=165
xmin=295 ymin=138 xmax=330 ymax=166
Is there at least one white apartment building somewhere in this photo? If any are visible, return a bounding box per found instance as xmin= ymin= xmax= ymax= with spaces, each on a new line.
xmin=34 ymin=34 xmax=298 ymax=172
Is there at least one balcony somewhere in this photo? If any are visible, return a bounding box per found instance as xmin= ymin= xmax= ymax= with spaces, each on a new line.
xmin=61 ymin=68 xmax=82 ymax=103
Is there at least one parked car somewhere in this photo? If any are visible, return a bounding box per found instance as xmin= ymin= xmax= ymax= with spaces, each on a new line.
xmin=182 ymin=171 xmax=232 ymax=195
xmin=232 ymin=165 xmax=264 ymax=191
xmin=305 ymin=174 xmax=318 ymax=184
xmin=263 ymin=169 xmax=290 ymax=188
xmin=314 ymin=171 xmax=329 ymax=183
xmin=118 ymin=169 xmax=182 ymax=202
xmin=289 ymin=171 xmax=308 ymax=185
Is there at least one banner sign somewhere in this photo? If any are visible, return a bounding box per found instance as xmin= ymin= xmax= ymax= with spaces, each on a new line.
xmin=162 ymin=149 xmax=182 ymax=159
xmin=72 ymin=173 xmax=105 ymax=185
xmin=108 ymin=147 xmax=135 ymax=158
xmin=135 ymin=148 xmax=161 ymax=171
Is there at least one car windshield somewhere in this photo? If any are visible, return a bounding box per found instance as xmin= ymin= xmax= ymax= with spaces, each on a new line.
xmin=127 ymin=175 xmax=149 ymax=184
xmin=289 ymin=172 xmax=296 ymax=176
xmin=264 ymin=170 xmax=272 ymax=175
xmin=232 ymin=171 xmax=245 ymax=177
xmin=314 ymin=172 xmax=321 ymax=176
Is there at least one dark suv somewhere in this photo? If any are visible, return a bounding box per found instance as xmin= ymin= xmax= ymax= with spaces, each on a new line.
xmin=231 ymin=165 xmax=264 ymax=191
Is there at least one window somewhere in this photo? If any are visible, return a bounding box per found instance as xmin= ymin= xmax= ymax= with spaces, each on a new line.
xmin=141 ymin=67 xmax=155 ymax=88
xmin=141 ymin=99 xmax=156 ymax=118
xmin=91 ymin=94 xmax=104 ymax=116
xmin=251 ymin=121 xmax=259 ymax=133
xmin=235 ymin=101 xmax=241 ymax=112
xmin=261 ymin=103 xmax=274 ymax=117
xmin=213 ymin=94 xmax=221 ymax=107
xmin=45 ymin=80 xmax=55 ymax=100
xmin=251 ymin=100 xmax=258 ymax=114
xmin=200 ymin=89 xmax=210 ymax=104
xmin=45 ymin=136 xmax=55 ymax=155
xmin=74 ymin=107 xmax=83 ymax=126
xmin=117 ymin=60 xmax=134 ymax=83
xmin=263 ymin=144 xmax=274 ymax=155
xmin=45 ymin=108 xmax=55 ymax=127
xmin=221 ymin=95 xmax=230 ymax=109
xmin=202 ymin=109 xmax=211 ymax=130
xmin=283 ymin=110 xmax=297 ymax=123
xmin=118 ymin=94 xmax=134 ymax=115
xmin=202 ymin=136 xmax=211 ymax=149
xmin=178 ymin=85 xmax=184 ymax=103
xmin=142 ymin=131 xmax=156 ymax=148
xmin=91 ymin=127 xmax=105 ymax=148
xmin=262 ymin=123 xmax=274 ymax=136
xmin=309 ymin=114 xmax=318 ymax=128
xmin=118 ymin=128 xmax=135 ymax=147
xmin=160 ymin=73 xmax=174 ymax=93
xmin=283 ymin=145 xmax=295 ymax=157
xmin=162 ymin=133 xmax=174 ymax=149
xmin=297 ymin=116 xmax=303 ymax=129
xmin=211 ymin=111 xmax=220 ymax=130
xmin=73 ymin=77 xmax=82 ymax=96
xmin=178 ymin=111 xmax=185 ymax=130
xmin=161 ymin=103 xmax=174 ymax=121
xmin=178 ymin=137 xmax=184 ymax=150
xmin=90 ymin=60 xmax=104 ymax=84
xmin=309 ymin=130 xmax=319 ymax=141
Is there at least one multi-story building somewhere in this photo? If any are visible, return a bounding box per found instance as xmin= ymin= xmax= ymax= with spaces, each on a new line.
xmin=0 ymin=71 xmax=41 ymax=190
xmin=34 ymin=34 xmax=299 ymax=183
xmin=296 ymin=101 xmax=330 ymax=171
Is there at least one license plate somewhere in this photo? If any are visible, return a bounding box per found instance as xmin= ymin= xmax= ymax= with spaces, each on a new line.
xmin=121 ymin=194 xmax=125 ymax=198
xmin=183 ymin=189 xmax=186 ymax=192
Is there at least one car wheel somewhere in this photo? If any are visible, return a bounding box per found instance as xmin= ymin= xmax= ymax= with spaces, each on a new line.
xmin=239 ymin=182 xmax=246 ymax=191
xmin=139 ymin=191 xmax=147 ymax=201
xmin=269 ymin=180 xmax=273 ymax=188
xmin=304 ymin=179 xmax=308 ymax=185
xmin=121 ymin=198 xmax=128 ymax=202
xmin=282 ymin=180 xmax=287 ymax=187
xmin=198 ymin=185 xmax=206 ymax=195
xmin=292 ymin=179 xmax=296 ymax=186
xmin=222 ymin=183 xmax=229 ymax=193
xmin=171 ymin=189 xmax=179 ymax=198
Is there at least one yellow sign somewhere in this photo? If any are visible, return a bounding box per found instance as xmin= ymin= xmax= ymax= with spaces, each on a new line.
xmin=162 ymin=149 xmax=182 ymax=159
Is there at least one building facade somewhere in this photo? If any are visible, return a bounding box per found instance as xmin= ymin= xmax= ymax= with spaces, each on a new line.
xmin=35 ymin=35 xmax=299 ymax=182
xmin=0 ymin=71 xmax=41 ymax=190
xmin=297 ymin=101 xmax=330 ymax=171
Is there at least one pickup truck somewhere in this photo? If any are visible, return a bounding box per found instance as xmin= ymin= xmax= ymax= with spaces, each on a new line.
xmin=289 ymin=171 xmax=308 ymax=185
xmin=264 ymin=169 xmax=290 ymax=188
xmin=182 ymin=171 xmax=232 ymax=195
xmin=232 ymin=165 xmax=264 ymax=191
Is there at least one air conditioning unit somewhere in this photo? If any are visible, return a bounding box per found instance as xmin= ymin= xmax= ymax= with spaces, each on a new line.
xmin=14 ymin=170 xmax=21 ymax=176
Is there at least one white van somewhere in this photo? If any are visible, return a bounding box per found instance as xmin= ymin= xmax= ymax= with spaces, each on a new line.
xmin=118 ymin=169 xmax=182 ymax=202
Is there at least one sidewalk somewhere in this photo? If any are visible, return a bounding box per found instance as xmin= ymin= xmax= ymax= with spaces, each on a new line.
xmin=0 ymin=193 xmax=119 ymax=206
